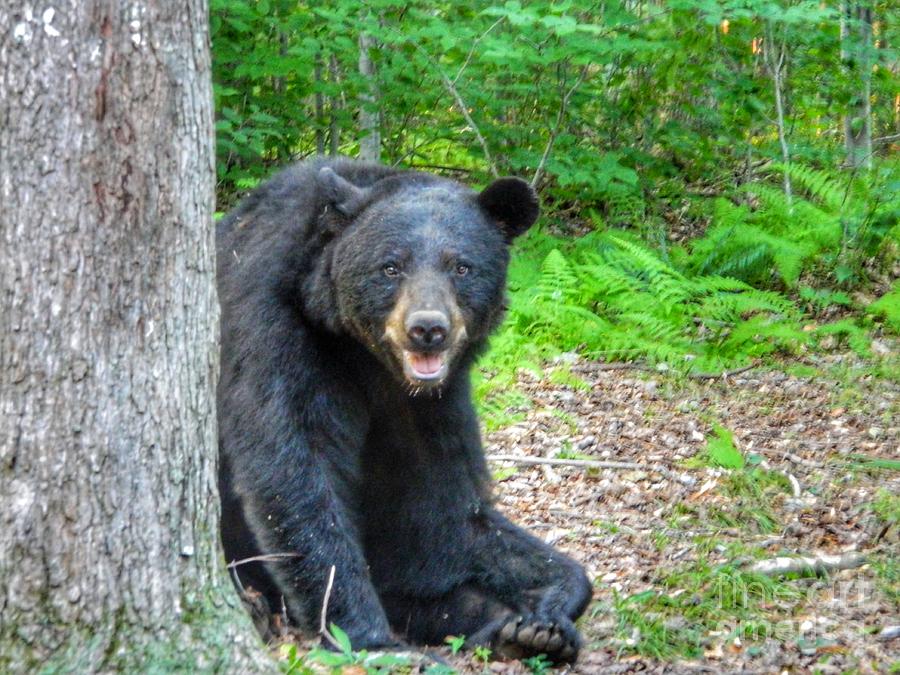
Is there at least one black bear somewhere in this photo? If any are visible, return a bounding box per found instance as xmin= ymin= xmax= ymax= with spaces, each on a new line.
xmin=216 ymin=158 xmax=591 ymax=662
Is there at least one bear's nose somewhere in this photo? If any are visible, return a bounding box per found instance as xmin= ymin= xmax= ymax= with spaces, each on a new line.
xmin=406 ymin=311 xmax=449 ymax=349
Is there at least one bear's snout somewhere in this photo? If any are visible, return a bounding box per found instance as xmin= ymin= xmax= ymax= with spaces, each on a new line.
xmin=405 ymin=310 xmax=449 ymax=349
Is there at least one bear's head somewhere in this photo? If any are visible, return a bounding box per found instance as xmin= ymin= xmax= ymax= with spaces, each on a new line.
xmin=309 ymin=167 xmax=538 ymax=391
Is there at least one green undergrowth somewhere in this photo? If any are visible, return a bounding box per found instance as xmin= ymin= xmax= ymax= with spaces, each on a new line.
xmin=475 ymin=165 xmax=898 ymax=428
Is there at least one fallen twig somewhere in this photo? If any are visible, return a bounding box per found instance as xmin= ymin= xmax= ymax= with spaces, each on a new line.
xmin=591 ymin=361 xmax=758 ymax=380
xmin=783 ymin=452 xmax=823 ymax=469
xmin=486 ymin=454 xmax=694 ymax=485
xmin=686 ymin=363 xmax=758 ymax=380
xmin=747 ymin=552 xmax=866 ymax=577
xmin=785 ymin=472 xmax=801 ymax=498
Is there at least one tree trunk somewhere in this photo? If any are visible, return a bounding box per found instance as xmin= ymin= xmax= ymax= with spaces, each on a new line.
xmin=841 ymin=2 xmax=874 ymax=169
xmin=329 ymin=53 xmax=343 ymax=156
xmin=314 ymin=51 xmax=326 ymax=155
xmin=0 ymin=2 xmax=270 ymax=671
xmin=358 ymin=28 xmax=381 ymax=162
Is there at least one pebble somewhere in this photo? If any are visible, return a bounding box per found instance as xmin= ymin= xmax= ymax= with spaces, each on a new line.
xmin=878 ymin=625 xmax=900 ymax=641
xmin=577 ymin=435 xmax=597 ymax=449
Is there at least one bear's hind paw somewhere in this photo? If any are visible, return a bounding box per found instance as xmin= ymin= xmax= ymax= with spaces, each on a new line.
xmin=492 ymin=613 xmax=579 ymax=664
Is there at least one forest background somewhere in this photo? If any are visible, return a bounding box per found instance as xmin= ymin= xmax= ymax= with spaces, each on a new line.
xmin=212 ymin=0 xmax=898 ymax=405
xmin=210 ymin=0 xmax=898 ymax=671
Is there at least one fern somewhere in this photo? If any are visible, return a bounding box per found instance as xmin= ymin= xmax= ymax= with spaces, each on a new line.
xmin=685 ymin=163 xmax=886 ymax=290
xmin=478 ymin=231 xmax=811 ymax=384
xmin=774 ymin=162 xmax=846 ymax=213
xmin=868 ymin=282 xmax=900 ymax=334
xmin=814 ymin=320 xmax=872 ymax=357
xmin=474 ymin=161 xmax=896 ymax=429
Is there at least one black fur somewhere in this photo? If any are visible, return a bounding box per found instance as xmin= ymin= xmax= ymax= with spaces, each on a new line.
xmin=217 ymin=158 xmax=591 ymax=662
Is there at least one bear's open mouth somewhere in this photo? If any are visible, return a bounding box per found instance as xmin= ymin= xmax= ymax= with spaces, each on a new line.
xmin=402 ymin=350 xmax=447 ymax=382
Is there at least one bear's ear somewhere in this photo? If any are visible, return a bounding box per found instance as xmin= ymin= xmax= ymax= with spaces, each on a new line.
xmin=317 ymin=166 xmax=371 ymax=216
xmin=477 ymin=177 xmax=540 ymax=240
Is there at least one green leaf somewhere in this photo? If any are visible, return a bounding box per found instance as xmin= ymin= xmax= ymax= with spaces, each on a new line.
xmin=329 ymin=622 xmax=353 ymax=655
xmin=705 ymin=425 xmax=744 ymax=470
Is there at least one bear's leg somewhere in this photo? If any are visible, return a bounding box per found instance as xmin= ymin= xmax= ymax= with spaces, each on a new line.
xmin=222 ymin=420 xmax=400 ymax=649
xmin=453 ymin=508 xmax=592 ymax=663
xmin=381 ymin=574 xmax=585 ymax=663
xmin=380 ymin=584 xmax=511 ymax=646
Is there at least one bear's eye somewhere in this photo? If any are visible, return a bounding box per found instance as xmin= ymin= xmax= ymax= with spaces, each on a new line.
xmin=455 ymin=263 xmax=470 ymax=277
xmin=383 ymin=263 xmax=401 ymax=278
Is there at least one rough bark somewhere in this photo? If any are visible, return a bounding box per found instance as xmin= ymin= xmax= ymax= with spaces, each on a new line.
xmin=0 ymin=2 xmax=270 ymax=671
xmin=358 ymin=28 xmax=381 ymax=162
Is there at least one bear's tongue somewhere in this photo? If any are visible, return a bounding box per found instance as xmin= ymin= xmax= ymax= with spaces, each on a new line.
xmin=406 ymin=351 xmax=444 ymax=377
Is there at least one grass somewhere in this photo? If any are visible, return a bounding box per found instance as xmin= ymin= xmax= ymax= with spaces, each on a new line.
xmin=604 ymin=557 xmax=806 ymax=660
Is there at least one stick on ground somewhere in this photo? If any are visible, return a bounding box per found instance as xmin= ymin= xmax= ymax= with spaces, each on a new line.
xmin=747 ymin=552 xmax=866 ymax=576
xmin=486 ymin=454 xmax=695 ymax=485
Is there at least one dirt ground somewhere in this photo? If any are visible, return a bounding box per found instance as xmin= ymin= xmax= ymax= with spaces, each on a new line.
xmin=439 ymin=353 xmax=899 ymax=674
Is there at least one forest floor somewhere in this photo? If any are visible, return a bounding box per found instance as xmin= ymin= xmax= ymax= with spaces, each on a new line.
xmin=439 ymin=351 xmax=899 ymax=674
xmin=276 ymin=350 xmax=898 ymax=675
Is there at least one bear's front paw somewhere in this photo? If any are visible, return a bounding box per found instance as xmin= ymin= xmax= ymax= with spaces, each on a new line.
xmin=492 ymin=613 xmax=580 ymax=663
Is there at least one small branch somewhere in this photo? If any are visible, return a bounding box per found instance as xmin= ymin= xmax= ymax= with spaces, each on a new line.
xmin=747 ymin=552 xmax=866 ymax=577
xmin=279 ymin=595 xmax=290 ymax=638
xmin=486 ymin=454 xmax=694 ymax=485
xmin=229 ymin=562 xmax=245 ymax=594
xmin=872 ymin=133 xmax=900 ymax=145
xmin=319 ymin=564 xmax=341 ymax=650
xmin=531 ymin=64 xmax=590 ymax=189
xmin=407 ymin=163 xmax=474 ymax=173
xmin=389 ymin=28 xmax=499 ymax=177
xmin=437 ymin=68 xmax=499 ymax=178
xmin=226 ymin=552 xmax=301 ymax=568
xmin=593 ymin=362 xmax=652 ymax=372
xmin=453 ymin=18 xmax=505 ymax=85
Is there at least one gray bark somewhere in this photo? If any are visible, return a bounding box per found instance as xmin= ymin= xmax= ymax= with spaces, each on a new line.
xmin=841 ymin=2 xmax=874 ymax=169
xmin=358 ymin=29 xmax=381 ymax=162
xmin=0 ymin=2 xmax=269 ymax=671
xmin=329 ymin=53 xmax=342 ymax=156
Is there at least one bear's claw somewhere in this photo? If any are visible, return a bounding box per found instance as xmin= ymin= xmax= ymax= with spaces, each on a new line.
xmin=491 ymin=613 xmax=579 ymax=663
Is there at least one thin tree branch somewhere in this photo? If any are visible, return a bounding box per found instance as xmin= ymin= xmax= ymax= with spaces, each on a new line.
xmin=453 ymin=18 xmax=505 ymax=85
xmin=873 ymin=133 xmax=900 ymax=145
xmin=531 ymin=64 xmax=590 ymax=189
xmin=437 ymin=68 xmax=499 ymax=178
